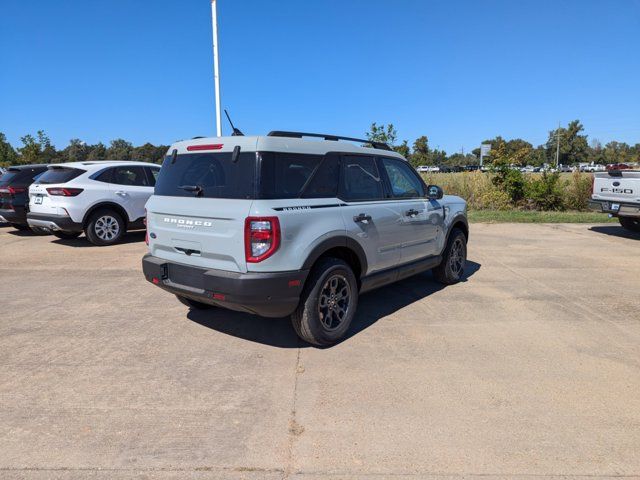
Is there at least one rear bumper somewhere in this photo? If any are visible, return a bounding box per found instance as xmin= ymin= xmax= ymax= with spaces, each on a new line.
xmin=26 ymin=212 xmax=84 ymax=232
xmin=0 ymin=208 xmax=26 ymax=225
xmin=588 ymin=200 xmax=640 ymax=217
xmin=142 ymin=254 xmax=309 ymax=318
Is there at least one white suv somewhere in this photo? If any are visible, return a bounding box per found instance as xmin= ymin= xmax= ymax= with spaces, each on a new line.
xmin=142 ymin=132 xmax=468 ymax=346
xmin=27 ymin=161 xmax=160 ymax=245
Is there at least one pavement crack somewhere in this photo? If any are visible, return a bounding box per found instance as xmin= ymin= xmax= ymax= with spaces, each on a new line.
xmin=283 ymin=345 xmax=304 ymax=479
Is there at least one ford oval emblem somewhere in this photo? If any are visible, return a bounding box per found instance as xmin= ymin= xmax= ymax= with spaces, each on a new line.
xmin=613 ymin=181 xmax=620 ymax=186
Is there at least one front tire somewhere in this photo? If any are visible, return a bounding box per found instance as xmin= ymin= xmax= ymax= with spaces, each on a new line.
xmin=10 ymin=223 xmax=29 ymax=231
xmin=291 ymin=257 xmax=358 ymax=347
xmin=53 ymin=231 xmax=82 ymax=240
xmin=619 ymin=216 xmax=640 ymax=233
xmin=176 ymin=295 xmax=214 ymax=310
xmin=433 ymin=228 xmax=467 ymax=285
xmin=85 ymin=209 xmax=125 ymax=246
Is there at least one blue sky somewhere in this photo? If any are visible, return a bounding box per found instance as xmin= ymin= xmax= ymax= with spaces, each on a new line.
xmin=1 ymin=0 xmax=639 ymax=153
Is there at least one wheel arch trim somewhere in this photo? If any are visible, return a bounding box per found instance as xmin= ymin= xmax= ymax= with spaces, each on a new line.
xmin=82 ymin=202 xmax=130 ymax=229
xmin=301 ymin=236 xmax=368 ymax=278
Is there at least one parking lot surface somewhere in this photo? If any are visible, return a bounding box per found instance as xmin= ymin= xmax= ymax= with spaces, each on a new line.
xmin=1 ymin=223 xmax=639 ymax=479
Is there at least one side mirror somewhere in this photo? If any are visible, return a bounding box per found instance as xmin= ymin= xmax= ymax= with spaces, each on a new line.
xmin=426 ymin=185 xmax=444 ymax=200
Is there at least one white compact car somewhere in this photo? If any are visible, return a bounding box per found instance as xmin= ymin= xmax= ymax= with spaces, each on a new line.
xmin=27 ymin=161 xmax=160 ymax=245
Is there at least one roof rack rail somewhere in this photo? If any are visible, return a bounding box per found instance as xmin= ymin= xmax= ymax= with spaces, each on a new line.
xmin=267 ymin=131 xmax=392 ymax=151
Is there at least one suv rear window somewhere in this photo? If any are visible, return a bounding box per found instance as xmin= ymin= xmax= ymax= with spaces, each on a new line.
xmin=155 ymin=152 xmax=256 ymax=199
xmin=0 ymin=170 xmax=22 ymax=184
xmin=37 ymin=167 xmax=85 ymax=185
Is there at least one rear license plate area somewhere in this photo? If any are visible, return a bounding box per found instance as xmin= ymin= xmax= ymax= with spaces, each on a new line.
xmin=34 ymin=195 xmax=43 ymax=204
xmin=611 ymin=203 xmax=620 ymax=211
xmin=167 ymin=263 xmax=204 ymax=290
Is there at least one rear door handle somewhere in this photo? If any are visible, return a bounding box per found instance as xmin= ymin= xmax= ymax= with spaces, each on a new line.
xmin=115 ymin=191 xmax=128 ymax=196
xmin=353 ymin=213 xmax=372 ymax=223
xmin=405 ymin=209 xmax=420 ymax=217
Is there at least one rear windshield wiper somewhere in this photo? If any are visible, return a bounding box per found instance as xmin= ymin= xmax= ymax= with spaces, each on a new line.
xmin=179 ymin=185 xmax=204 ymax=196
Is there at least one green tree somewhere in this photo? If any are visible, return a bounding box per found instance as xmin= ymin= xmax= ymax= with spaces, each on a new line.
xmin=365 ymin=123 xmax=397 ymax=147
xmin=18 ymin=130 xmax=55 ymax=164
xmin=107 ymin=139 xmax=133 ymax=160
xmin=428 ymin=148 xmax=447 ymax=165
xmin=0 ymin=133 xmax=18 ymax=166
xmin=479 ymin=137 xmax=533 ymax=166
xmin=411 ymin=135 xmax=430 ymax=167
xmin=545 ymin=120 xmax=589 ymax=165
xmin=86 ymin=142 xmax=107 ymax=161
xmin=131 ymin=142 xmax=169 ymax=163
xmin=602 ymin=141 xmax=632 ymax=164
xmin=393 ymin=140 xmax=410 ymax=159
xmin=61 ymin=139 xmax=88 ymax=163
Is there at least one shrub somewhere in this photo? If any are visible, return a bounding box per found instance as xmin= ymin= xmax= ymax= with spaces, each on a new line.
xmin=525 ymin=172 xmax=565 ymax=211
xmin=492 ymin=166 xmax=526 ymax=204
xmin=420 ymin=171 xmax=594 ymax=212
xmin=477 ymin=189 xmax=512 ymax=210
xmin=564 ymin=171 xmax=593 ymax=211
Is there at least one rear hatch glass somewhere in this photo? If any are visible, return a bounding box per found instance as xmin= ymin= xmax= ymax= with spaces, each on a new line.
xmin=0 ymin=169 xmax=23 ymax=186
xmin=36 ymin=167 xmax=85 ymax=184
xmin=155 ymin=152 xmax=256 ymax=199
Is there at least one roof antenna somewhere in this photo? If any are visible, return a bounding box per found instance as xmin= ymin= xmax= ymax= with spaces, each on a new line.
xmin=224 ymin=109 xmax=244 ymax=136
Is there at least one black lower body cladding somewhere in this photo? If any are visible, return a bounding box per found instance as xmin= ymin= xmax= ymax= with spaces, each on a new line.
xmin=26 ymin=212 xmax=84 ymax=232
xmin=142 ymin=254 xmax=309 ymax=318
xmin=0 ymin=207 xmax=27 ymax=226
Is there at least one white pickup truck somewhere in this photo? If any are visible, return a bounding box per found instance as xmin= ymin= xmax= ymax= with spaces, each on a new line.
xmin=589 ymin=170 xmax=640 ymax=232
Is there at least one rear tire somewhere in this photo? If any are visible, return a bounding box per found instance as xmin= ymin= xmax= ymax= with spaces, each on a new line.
xmin=291 ymin=257 xmax=358 ymax=347
xmin=176 ymin=295 xmax=214 ymax=310
xmin=10 ymin=223 xmax=29 ymax=231
xmin=53 ymin=231 xmax=82 ymax=240
xmin=85 ymin=209 xmax=125 ymax=246
xmin=619 ymin=216 xmax=640 ymax=233
xmin=433 ymin=228 xmax=467 ymax=285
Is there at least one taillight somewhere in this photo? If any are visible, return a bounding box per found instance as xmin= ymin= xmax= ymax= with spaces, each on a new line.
xmin=46 ymin=187 xmax=83 ymax=196
xmin=0 ymin=186 xmax=26 ymax=195
xmin=245 ymin=216 xmax=280 ymax=263
xmin=591 ymin=174 xmax=595 ymax=194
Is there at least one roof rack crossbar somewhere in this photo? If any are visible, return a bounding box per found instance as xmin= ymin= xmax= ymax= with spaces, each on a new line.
xmin=267 ymin=131 xmax=392 ymax=151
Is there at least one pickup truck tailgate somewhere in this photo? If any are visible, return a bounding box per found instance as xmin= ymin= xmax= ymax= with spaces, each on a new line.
xmin=592 ymin=171 xmax=640 ymax=204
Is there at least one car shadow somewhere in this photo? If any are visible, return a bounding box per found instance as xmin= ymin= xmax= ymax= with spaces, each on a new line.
xmin=51 ymin=231 xmax=146 ymax=247
xmin=7 ymin=229 xmax=46 ymax=237
xmin=589 ymin=225 xmax=640 ymax=240
xmin=186 ymin=260 xmax=482 ymax=349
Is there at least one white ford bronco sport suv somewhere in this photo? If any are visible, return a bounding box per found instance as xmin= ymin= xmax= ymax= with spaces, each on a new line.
xmin=143 ymin=132 xmax=468 ymax=346
xmin=27 ymin=161 xmax=160 ymax=245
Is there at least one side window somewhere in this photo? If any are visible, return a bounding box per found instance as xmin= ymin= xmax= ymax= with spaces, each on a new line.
xmin=111 ymin=166 xmax=149 ymax=187
xmin=259 ymin=152 xmax=324 ymax=199
xmin=301 ymin=155 xmax=339 ymax=198
xmin=94 ymin=168 xmax=113 ymax=183
xmin=339 ymin=155 xmax=384 ymax=201
xmin=146 ymin=167 xmax=160 ymax=187
xmin=381 ymin=158 xmax=425 ymax=198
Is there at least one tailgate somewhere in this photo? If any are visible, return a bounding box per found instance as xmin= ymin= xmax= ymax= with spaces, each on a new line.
xmin=28 ymin=183 xmax=62 ymax=215
xmin=592 ymin=171 xmax=640 ymax=204
xmin=146 ymin=196 xmax=253 ymax=273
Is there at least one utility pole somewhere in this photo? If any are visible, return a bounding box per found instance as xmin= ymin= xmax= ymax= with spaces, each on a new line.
xmin=211 ymin=0 xmax=222 ymax=137
xmin=555 ymin=121 xmax=561 ymax=168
